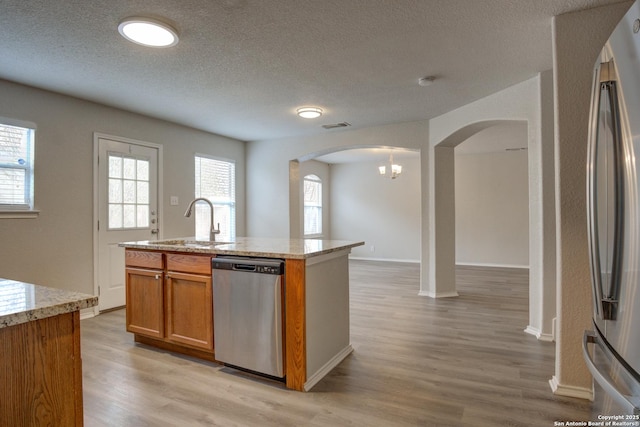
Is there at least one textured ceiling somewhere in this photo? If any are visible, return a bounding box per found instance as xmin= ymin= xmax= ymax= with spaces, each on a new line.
xmin=0 ymin=0 xmax=628 ymax=142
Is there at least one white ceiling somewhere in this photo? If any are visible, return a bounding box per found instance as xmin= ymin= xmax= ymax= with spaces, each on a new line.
xmin=0 ymin=0 xmax=627 ymax=143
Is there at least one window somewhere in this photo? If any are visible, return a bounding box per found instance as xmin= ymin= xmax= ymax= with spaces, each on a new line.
xmin=0 ymin=121 xmax=35 ymax=212
xmin=108 ymin=154 xmax=150 ymax=229
xmin=195 ymin=155 xmax=236 ymax=242
xmin=303 ymin=174 xmax=322 ymax=236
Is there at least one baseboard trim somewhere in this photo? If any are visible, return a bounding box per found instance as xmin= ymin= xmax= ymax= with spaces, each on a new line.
xmin=456 ymin=262 xmax=530 ymax=269
xmin=304 ymin=345 xmax=354 ymax=392
xmin=80 ymin=307 xmax=96 ymax=320
xmin=524 ymin=326 xmax=554 ymax=342
xmin=418 ymin=290 xmax=459 ymax=298
xmin=549 ymin=375 xmax=593 ymax=401
xmin=349 ymin=256 xmax=420 ymax=264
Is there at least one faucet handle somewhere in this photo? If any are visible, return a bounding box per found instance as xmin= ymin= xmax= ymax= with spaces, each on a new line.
xmin=213 ymin=223 xmax=221 ymax=234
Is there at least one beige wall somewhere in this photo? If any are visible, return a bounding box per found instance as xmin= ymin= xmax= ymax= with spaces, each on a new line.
xmin=455 ymin=149 xmax=529 ymax=268
xmin=0 ymin=79 xmax=245 ymax=295
xmin=550 ymin=1 xmax=633 ymax=399
xmin=330 ymin=156 xmax=421 ymax=262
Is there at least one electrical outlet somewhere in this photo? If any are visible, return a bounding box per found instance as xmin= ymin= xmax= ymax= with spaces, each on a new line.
xmin=370 ymin=245 xmax=375 ymax=252
xmin=170 ymin=196 xmax=179 ymax=206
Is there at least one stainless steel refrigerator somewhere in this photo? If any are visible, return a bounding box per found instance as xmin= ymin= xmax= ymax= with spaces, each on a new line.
xmin=583 ymin=0 xmax=640 ymax=415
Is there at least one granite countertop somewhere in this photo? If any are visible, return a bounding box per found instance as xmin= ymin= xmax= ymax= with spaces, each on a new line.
xmin=0 ymin=278 xmax=98 ymax=328
xmin=120 ymin=236 xmax=364 ymax=259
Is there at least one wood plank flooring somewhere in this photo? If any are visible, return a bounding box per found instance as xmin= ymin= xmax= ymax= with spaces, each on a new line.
xmin=81 ymin=261 xmax=598 ymax=426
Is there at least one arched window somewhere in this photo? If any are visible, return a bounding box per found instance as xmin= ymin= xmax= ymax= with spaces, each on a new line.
xmin=303 ymin=174 xmax=322 ymax=236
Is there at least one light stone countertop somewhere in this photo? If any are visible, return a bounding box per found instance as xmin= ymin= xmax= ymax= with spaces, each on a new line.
xmin=120 ymin=236 xmax=364 ymax=259
xmin=0 ymin=278 xmax=98 ymax=328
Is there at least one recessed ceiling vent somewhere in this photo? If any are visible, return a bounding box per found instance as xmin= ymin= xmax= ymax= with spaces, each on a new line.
xmin=322 ymin=122 xmax=351 ymax=130
xmin=505 ymin=147 xmax=527 ymax=152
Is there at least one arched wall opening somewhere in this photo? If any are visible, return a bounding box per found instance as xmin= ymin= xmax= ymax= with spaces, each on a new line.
xmin=289 ymin=145 xmax=421 ymax=262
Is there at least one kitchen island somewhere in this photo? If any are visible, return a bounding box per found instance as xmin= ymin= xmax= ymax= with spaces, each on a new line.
xmin=0 ymin=278 xmax=98 ymax=426
xmin=120 ymin=237 xmax=363 ymax=391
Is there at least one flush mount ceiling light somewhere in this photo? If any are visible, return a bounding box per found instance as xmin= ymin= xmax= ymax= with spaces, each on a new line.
xmin=297 ymin=107 xmax=323 ymax=119
xmin=118 ymin=17 xmax=179 ymax=48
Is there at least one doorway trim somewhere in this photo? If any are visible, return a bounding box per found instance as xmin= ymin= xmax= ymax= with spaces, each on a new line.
xmin=91 ymin=132 xmax=164 ymax=316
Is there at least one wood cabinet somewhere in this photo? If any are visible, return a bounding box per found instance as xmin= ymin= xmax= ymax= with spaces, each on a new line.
xmin=126 ymin=267 xmax=164 ymax=338
xmin=165 ymin=254 xmax=213 ymax=351
xmin=125 ymin=250 xmax=214 ymax=355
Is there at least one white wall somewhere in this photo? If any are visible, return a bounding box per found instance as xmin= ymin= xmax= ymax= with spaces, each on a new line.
xmin=454 ymin=123 xmax=530 ymax=268
xmin=246 ymin=120 xmax=429 ymax=238
xmin=330 ymin=157 xmax=421 ymax=262
xmin=455 ymin=150 xmax=529 ymax=268
xmin=0 ymin=79 xmax=245 ymax=295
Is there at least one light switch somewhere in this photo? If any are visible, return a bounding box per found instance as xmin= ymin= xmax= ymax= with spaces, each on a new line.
xmin=170 ymin=196 xmax=179 ymax=206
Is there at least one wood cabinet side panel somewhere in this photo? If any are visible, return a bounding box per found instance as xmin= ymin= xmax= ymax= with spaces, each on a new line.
xmin=285 ymin=258 xmax=306 ymax=391
xmin=0 ymin=312 xmax=83 ymax=426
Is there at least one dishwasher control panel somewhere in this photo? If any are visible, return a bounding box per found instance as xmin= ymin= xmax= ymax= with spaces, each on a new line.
xmin=212 ymin=256 xmax=285 ymax=275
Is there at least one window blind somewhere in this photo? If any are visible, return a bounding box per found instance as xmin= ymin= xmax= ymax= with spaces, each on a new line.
xmin=195 ymin=155 xmax=236 ymax=241
xmin=303 ymin=174 xmax=322 ymax=236
xmin=0 ymin=124 xmax=34 ymax=211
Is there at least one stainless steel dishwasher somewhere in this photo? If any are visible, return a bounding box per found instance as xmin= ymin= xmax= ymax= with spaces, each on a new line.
xmin=212 ymin=256 xmax=285 ymax=379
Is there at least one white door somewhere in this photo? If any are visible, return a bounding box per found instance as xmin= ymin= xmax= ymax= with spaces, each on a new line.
xmin=96 ymin=136 xmax=160 ymax=311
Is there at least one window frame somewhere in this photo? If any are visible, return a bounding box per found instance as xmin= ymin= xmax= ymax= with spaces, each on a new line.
xmin=303 ymin=174 xmax=323 ymax=237
xmin=0 ymin=117 xmax=38 ymax=218
xmin=194 ymin=154 xmax=236 ymax=242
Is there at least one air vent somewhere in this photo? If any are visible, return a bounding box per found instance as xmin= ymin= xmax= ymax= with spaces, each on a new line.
xmin=505 ymin=147 xmax=527 ymax=152
xmin=322 ymin=122 xmax=351 ymax=130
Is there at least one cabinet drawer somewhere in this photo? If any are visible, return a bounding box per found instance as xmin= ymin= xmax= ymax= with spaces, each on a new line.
xmin=125 ymin=250 xmax=164 ymax=269
xmin=166 ymin=254 xmax=212 ymax=275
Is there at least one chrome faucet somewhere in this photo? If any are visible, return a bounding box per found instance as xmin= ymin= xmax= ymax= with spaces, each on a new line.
xmin=184 ymin=197 xmax=220 ymax=241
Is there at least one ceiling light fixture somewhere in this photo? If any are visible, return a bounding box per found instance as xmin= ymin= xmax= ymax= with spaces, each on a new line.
xmin=297 ymin=107 xmax=323 ymax=119
xmin=118 ymin=17 xmax=179 ymax=48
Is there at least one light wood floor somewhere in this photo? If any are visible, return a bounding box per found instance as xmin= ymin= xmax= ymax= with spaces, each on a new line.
xmin=81 ymin=261 xmax=597 ymax=426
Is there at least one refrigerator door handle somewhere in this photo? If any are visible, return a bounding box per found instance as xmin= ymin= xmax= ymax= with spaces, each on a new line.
xmin=583 ymin=330 xmax=640 ymax=415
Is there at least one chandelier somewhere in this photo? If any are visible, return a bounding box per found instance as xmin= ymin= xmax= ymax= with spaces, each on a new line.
xmin=378 ymin=154 xmax=402 ymax=179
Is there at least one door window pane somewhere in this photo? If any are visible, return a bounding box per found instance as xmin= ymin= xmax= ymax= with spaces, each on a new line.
xmin=108 ymin=153 xmax=150 ymax=230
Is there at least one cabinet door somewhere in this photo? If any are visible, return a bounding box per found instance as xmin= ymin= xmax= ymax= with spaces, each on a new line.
xmin=165 ymin=272 xmax=213 ymax=351
xmin=126 ymin=268 xmax=164 ymax=338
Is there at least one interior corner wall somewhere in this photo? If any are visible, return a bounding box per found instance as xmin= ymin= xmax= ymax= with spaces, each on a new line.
xmin=330 ymin=157 xmax=421 ymax=262
xmin=455 ymin=150 xmax=529 ymax=268
xmin=0 ymin=79 xmax=245 ymax=295
xmin=550 ymin=1 xmax=633 ymax=399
